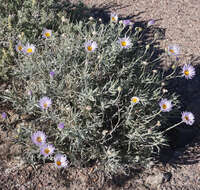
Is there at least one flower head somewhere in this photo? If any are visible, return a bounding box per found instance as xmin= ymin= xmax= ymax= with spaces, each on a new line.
xmin=54 ymin=154 xmax=68 ymax=168
xmin=84 ymin=41 xmax=97 ymax=53
xmin=181 ymin=64 xmax=195 ymax=79
xmin=40 ymin=144 xmax=55 ymax=157
xmin=147 ymin=19 xmax=155 ymax=27
xmin=50 ymin=71 xmax=55 ymax=77
xmin=1 ymin=112 xmax=7 ymax=119
xmin=159 ymin=99 xmax=172 ymax=112
xmin=118 ymin=37 xmax=132 ymax=49
xmin=110 ymin=13 xmax=118 ymax=23
xmin=31 ymin=131 xmax=46 ymax=146
xmin=15 ymin=42 xmax=23 ymax=53
xmin=58 ymin=122 xmax=64 ymax=129
xmin=131 ymin=96 xmax=140 ymax=105
xmin=27 ymin=90 xmax=32 ymax=96
xmin=23 ymin=43 xmax=35 ymax=55
xmin=181 ymin=111 xmax=195 ymax=125
xmin=39 ymin=97 xmax=52 ymax=110
xmin=168 ymin=45 xmax=180 ymax=56
xmin=122 ymin=19 xmax=132 ymax=26
xmin=42 ymin=29 xmax=52 ymax=39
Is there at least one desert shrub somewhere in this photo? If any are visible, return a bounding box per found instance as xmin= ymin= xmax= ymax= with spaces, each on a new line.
xmin=1 ymin=0 xmax=190 ymax=176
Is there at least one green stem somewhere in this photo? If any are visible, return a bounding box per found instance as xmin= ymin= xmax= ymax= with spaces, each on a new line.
xmin=162 ymin=121 xmax=183 ymax=133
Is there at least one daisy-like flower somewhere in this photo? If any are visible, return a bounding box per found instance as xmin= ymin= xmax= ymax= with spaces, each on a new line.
xmin=42 ymin=29 xmax=52 ymax=39
xmin=15 ymin=42 xmax=23 ymax=53
xmin=54 ymin=154 xmax=68 ymax=168
xmin=58 ymin=122 xmax=64 ymax=129
xmin=23 ymin=43 xmax=35 ymax=55
xmin=181 ymin=64 xmax=195 ymax=79
xmin=40 ymin=144 xmax=55 ymax=157
xmin=118 ymin=37 xmax=132 ymax=49
xmin=159 ymin=99 xmax=172 ymax=112
xmin=84 ymin=41 xmax=97 ymax=53
xmin=50 ymin=71 xmax=55 ymax=78
xmin=1 ymin=112 xmax=7 ymax=119
xmin=31 ymin=131 xmax=46 ymax=146
xmin=39 ymin=97 xmax=52 ymax=110
xmin=122 ymin=19 xmax=132 ymax=26
xmin=131 ymin=96 xmax=140 ymax=105
xmin=147 ymin=19 xmax=155 ymax=27
xmin=181 ymin=111 xmax=195 ymax=125
xmin=168 ymin=45 xmax=180 ymax=56
xmin=110 ymin=13 xmax=118 ymax=23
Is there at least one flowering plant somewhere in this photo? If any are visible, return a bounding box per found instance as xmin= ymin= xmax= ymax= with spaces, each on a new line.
xmin=1 ymin=1 xmax=196 ymax=176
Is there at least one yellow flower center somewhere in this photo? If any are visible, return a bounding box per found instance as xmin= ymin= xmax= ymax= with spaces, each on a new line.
xmin=27 ymin=48 xmax=33 ymax=53
xmin=87 ymin=46 xmax=92 ymax=51
xmin=56 ymin=160 xmax=61 ymax=166
xmin=184 ymin=70 xmax=189 ymax=76
xmin=132 ymin=98 xmax=138 ymax=103
xmin=43 ymin=102 xmax=48 ymax=108
xmin=169 ymin=49 xmax=174 ymax=54
xmin=44 ymin=148 xmax=50 ymax=154
xmin=18 ymin=45 xmax=22 ymax=51
xmin=45 ymin=32 xmax=51 ymax=37
xmin=185 ymin=116 xmax=189 ymax=121
xmin=36 ymin=136 xmax=42 ymax=143
xmin=162 ymin=104 xmax=167 ymax=109
xmin=112 ymin=17 xmax=116 ymax=21
xmin=121 ymin=41 xmax=127 ymax=47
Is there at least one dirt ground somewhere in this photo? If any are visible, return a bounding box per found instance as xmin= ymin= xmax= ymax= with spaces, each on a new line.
xmin=1 ymin=0 xmax=200 ymax=189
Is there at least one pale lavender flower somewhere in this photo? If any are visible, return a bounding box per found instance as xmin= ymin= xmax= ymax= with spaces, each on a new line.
xmin=42 ymin=29 xmax=52 ymax=38
xmin=110 ymin=13 xmax=118 ymax=23
xmin=15 ymin=42 xmax=23 ymax=53
xmin=118 ymin=37 xmax=132 ymax=49
xmin=50 ymin=71 xmax=55 ymax=77
xmin=39 ymin=97 xmax=52 ymax=110
xmin=181 ymin=64 xmax=195 ymax=79
xmin=58 ymin=122 xmax=64 ymax=129
xmin=23 ymin=43 xmax=35 ymax=55
xmin=147 ymin=19 xmax=155 ymax=27
xmin=181 ymin=111 xmax=195 ymax=125
xmin=122 ymin=19 xmax=131 ymax=26
xmin=159 ymin=99 xmax=172 ymax=112
xmin=84 ymin=41 xmax=97 ymax=53
xmin=54 ymin=154 xmax=68 ymax=168
xmin=1 ymin=112 xmax=7 ymax=119
xmin=168 ymin=45 xmax=180 ymax=56
xmin=40 ymin=144 xmax=55 ymax=157
xmin=31 ymin=131 xmax=46 ymax=146
xmin=28 ymin=90 xmax=32 ymax=96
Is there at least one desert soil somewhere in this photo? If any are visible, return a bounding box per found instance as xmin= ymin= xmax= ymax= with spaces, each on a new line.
xmin=1 ymin=0 xmax=200 ymax=189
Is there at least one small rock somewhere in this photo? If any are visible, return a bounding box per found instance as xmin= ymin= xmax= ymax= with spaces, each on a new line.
xmin=163 ymin=172 xmax=172 ymax=183
xmin=145 ymin=172 xmax=164 ymax=189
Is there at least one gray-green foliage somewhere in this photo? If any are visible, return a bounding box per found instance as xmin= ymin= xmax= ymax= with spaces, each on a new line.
xmin=1 ymin=0 xmax=180 ymax=175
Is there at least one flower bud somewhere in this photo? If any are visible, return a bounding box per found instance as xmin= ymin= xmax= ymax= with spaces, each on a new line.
xmin=162 ymin=88 xmax=168 ymax=93
xmin=86 ymin=105 xmax=92 ymax=111
xmin=89 ymin=17 xmax=94 ymax=21
xmin=142 ymin=61 xmax=148 ymax=66
xmin=117 ymin=86 xmax=122 ymax=92
xmin=161 ymin=82 xmax=165 ymax=86
xmin=146 ymin=44 xmax=150 ymax=50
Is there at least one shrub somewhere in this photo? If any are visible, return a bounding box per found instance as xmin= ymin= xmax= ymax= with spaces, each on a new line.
xmin=1 ymin=0 xmax=185 ymax=176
